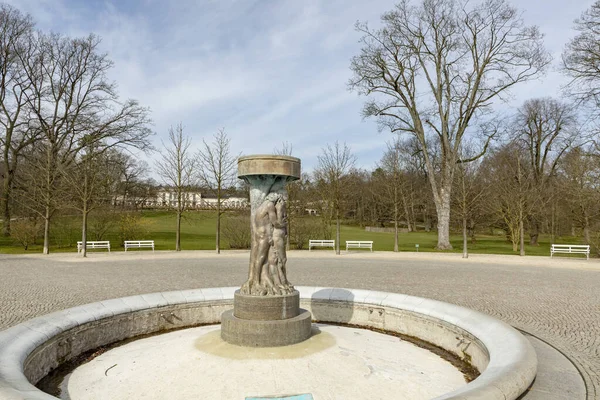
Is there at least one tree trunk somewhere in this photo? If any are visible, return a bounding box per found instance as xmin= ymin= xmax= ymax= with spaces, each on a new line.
xmin=394 ymin=219 xmax=399 ymax=252
xmin=43 ymin=206 xmax=51 ymax=255
xmin=409 ymin=191 xmax=417 ymax=232
xmin=551 ymin=200 xmax=555 ymax=243
xmin=401 ymin=191 xmax=412 ymax=232
xmin=462 ymin=216 xmax=468 ymax=258
xmin=394 ymin=189 xmax=399 ymax=252
xmin=519 ymin=216 xmax=525 ymax=256
xmin=336 ymin=208 xmax=340 ymax=255
xmin=468 ymin=219 xmax=477 ymax=244
xmin=435 ymin=190 xmax=452 ymax=250
xmin=1 ymin=137 xmax=14 ymax=237
xmin=529 ymin=218 xmax=539 ymax=246
xmin=1 ymin=174 xmax=12 ymax=236
xmin=176 ymin=208 xmax=181 ymax=251
xmin=216 ymin=198 xmax=221 ymax=254
xmin=43 ymin=148 xmax=54 ymax=255
xmin=82 ymin=207 xmax=88 ymax=258
xmin=583 ymin=215 xmax=590 ymax=244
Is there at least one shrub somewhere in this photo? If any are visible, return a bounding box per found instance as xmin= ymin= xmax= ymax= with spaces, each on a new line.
xmin=290 ymin=217 xmax=330 ymax=249
xmin=118 ymin=212 xmax=151 ymax=245
xmin=222 ymin=212 xmax=251 ymax=249
xmin=11 ymin=218 xmax=42 ymax=250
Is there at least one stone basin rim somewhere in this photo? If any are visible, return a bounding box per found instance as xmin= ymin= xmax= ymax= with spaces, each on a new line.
xmin=0 ymin=286 xmax=537 ymax=400
xmin=238 ymin=154 xmax=301 ymax=163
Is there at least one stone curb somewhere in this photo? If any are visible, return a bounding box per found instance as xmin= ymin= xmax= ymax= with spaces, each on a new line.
xmin=0 ymin=287 xmax=536 ymax=400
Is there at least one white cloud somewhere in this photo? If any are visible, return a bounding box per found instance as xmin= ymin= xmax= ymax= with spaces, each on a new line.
xmin=5 ymin=0 xmax=593 ymax=175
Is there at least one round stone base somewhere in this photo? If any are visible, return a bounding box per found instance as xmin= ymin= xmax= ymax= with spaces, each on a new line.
xmin=233 ymin=290 xmax=299 ymax=320
xmin=221 ymin=309 xmax=312 ymax=347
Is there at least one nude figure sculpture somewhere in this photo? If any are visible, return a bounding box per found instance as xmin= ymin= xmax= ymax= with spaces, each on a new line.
xmin=240 ymin=192 xmax=293 ymax=296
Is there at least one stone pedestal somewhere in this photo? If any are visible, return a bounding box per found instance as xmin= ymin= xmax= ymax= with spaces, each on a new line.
xmin=221 ymin=290 xmax=312 ymax=347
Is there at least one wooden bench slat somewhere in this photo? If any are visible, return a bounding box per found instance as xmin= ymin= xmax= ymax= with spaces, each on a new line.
xmin=124 ymin=240 xmax=155 ymax=252
xmin=309 ymin=240 xmax=335 ymax=251
xmin=550 ymin=244 xmax=590 ymax=260
xmin=77 ymin=241 xmax=110 ymax=253
xmin=345 ymin=240 xmax=373 ymax=252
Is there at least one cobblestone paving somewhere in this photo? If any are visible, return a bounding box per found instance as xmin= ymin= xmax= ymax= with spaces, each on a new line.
xmin=0 ymin=252 xmax=598 ymax=399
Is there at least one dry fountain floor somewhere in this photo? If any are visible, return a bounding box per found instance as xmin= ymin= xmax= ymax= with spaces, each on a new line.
xmin=0 ymin=250 xmax=598 ymax=399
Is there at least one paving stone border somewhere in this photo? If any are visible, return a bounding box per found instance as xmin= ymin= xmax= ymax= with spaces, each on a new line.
xmin=0 ymin=287 xmax=536 ymax=400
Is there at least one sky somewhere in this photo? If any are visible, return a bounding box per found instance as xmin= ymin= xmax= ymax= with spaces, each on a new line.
xmin=6 ymin=0 xmax=596 ymax=175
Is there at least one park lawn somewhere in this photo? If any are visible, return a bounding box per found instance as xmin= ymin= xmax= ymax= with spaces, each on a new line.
xmin=0 ymin=211 xmax=589 ymax=256
xmin=0 ymin=210 xmax=224 ymax=254
xmin=336 ymin=225 xmax=585 ymax=256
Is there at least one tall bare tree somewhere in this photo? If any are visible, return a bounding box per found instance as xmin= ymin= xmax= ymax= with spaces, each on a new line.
xmin=197 ymin=128 xmax=238 ymax=254
xmin=349 ymin=0 xmax=549 ymax=249
xmin=156 ymin=124 xmax=197 ymax=251
xmin=512 ymin=98 xmax=578 ymax=245
xmin=19 ymin=33 xmax=152 ymax=254
xmin=314 ymin=141 xmax=356 ymax=255
xmin=0 ymin=4 xmax=36 ymax=236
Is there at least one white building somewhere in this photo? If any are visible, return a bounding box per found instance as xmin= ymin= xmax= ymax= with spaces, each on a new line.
xmin=113 ymin=187 xmax=248 ymax=210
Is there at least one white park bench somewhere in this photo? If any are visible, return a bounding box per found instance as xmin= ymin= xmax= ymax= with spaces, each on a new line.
xmin=309 ymin=239 xmax=335 ymax=251
xmin=77 ymin=241 xmax=110 ymax=253
xmin=124 ymin=240 xmax=155 ymax=252
xmin=551 ymin=244 xmax=590 ymax=260
xmin=346 ymin=240 xmax=373 ymax=252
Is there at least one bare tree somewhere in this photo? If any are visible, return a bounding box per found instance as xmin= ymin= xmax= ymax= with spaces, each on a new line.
xmin=19 ymin=33 xmax=152 ymax=254
xmin=273 ymin=141 xmax=293 ymax=157
xmin=63 ymin=142 xmax=121 ymax=257
xmin=314 ymin=141 xmax=356 ymax=254
xmin=156 ymin=124 xmax=197 ymax=251
xmin=452 ymin=150 xmax=487 ymax=258
xmin=113 ymin=152 xmax=150 ymax=209
xmin=559 ymin=147 xmax=600 ymax=244
xmin=274 ymin=141 xmax=295 ymax=250
xmin=563 ymin=1 xmax=600 ymax=108
xmin=0 ymin=4 xmax=36 ymax=236
xmin=374 ymin=139 xmax=407 ymax=251
xmin=511 ymin=98 xmax=578 ymax=245
xmin=483 ymin=144 xmax=536 ymax=254
xmin=349 ymin=0 xmax=549 ymax=249
xmin=197 ymin=128 xmax=238 ymax=254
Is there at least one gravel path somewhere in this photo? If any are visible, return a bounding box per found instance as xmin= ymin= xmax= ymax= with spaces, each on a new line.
xmin=0 ymin=251 xmax=598 ymax=399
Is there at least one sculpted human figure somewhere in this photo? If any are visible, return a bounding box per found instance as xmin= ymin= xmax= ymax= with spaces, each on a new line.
xmin=266 ymin=195 xmax=292 ymax=294
xmin=241 ymin=192 xmax=283 ymax=295
xmin=274 ymin=197 xmax=291 ymax=288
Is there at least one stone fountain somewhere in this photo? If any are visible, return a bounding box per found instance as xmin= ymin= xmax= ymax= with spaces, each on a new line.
xmin=0 ymin=157 xmax=540 ymax=400
xmin=220 ymin=155 xmax=312 ymax=347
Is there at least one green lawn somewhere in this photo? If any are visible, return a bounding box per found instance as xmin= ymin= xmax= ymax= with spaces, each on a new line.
xmin=338 ymin=225 xmax=584 ymax=256
xmin=0 ymin=211 xmax=222 ymax=254
xmin=0 ymin=211 xmax=588 ymax=256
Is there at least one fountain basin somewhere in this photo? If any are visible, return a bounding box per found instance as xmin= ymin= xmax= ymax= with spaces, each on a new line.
xmin=0 ymin=287 xmax=537 ymax=400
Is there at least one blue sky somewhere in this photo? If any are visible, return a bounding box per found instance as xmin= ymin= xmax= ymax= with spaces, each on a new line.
xmin=7 ymin=0 xmax=595 ymax=173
